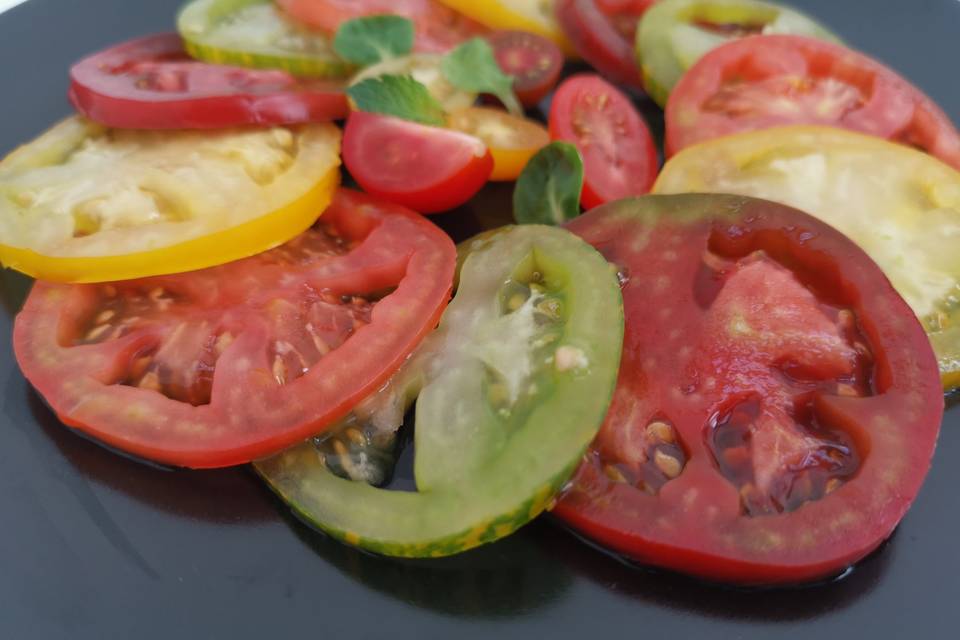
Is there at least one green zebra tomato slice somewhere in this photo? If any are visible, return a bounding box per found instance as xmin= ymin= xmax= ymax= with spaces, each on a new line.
xmin=178 ymin=0 xmax=353 ymax=78
xmin=256 ymin=224 xmax=624 ymax=557
xmin=637 ymin=0 xmax=840 ymax=106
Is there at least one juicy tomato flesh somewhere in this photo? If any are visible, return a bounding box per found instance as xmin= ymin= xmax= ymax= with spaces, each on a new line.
xmin=549 ymin=74 xmax=658 ymax=209
xmin=343 ymin=111 xmax=493 ymax=213
xmin=486 ymin=30 xmax=564 ymax=107
xmin=277 ymin=0 xmax=487 ymax=53
xmin=13 ymin=189 xmax=456 ymax=468
xmin=69 ymin=33 xmax=348 ymax=128
xmin=555 ymin=194 xmax=943 ymax=584
xmin=666 ymin=35 xmax=960 ymax=167
xmin=446 ymin=107 xmax=550 ymax=181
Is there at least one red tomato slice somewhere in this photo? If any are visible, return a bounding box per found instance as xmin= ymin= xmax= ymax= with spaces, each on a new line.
xmin=555 ymin=194 xmax=943 ymax=585
xmin=13 ymin=189 xmax=456 ymax=469
xmin=666 ymin=34 xmax=960 ymax=168
xmin=549 ymin=74 xmax=658 ymax=209
xmin=343 ymin=111 xmax=494 ymax=214
xmin=486 ymin=30 xmax=564 ymax=107
xmin=556 ymin=0 xmax=656 ymax=89
xmin=277 ymin=0 xmax=486 ymax=53
xmin=68 ymin=33 xmax=349 ymax=129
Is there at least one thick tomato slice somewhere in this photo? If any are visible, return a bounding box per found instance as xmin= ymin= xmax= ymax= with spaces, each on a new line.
xmin=446 ymin=107 xmax=550 ymax=181
xmin=556 ymin=0 xmax=656 ymax=89
xmin=666 ymin=35 xmax=960 ymax=165
xmin=436 ymin=0 xmax=577 ymax=57
xmin=69 ymin=33 xmax=348 ymax=129
xmin=343 ymin=111 xmax=493 ymax=214
xmin=486 ymin=30 xmax=564 ymax=107
xmin=549 ymin=74 xmax=658 ymax=209
xmin=277 ymin=0 xmax=487 ymax=53
xmin=13 ymin=189 xmax=456 ymax=469
xmin=555 ymin=194 xmax=943 ymax=585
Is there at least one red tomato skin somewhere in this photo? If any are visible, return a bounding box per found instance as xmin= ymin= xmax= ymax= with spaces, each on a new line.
xmin=554 ymin=195 xmax=943 ymax=585
xmin=343 ymin=111 xmax=494 ymax=214
xmin=68 ymin=33 xmax=348 ymax=129
xmin=486 ymin=30 xmax=564 ymax=108
xmin=549 ymin=74 xmax=658 ymax=209
xmin=665 ymin=34 xmax=960 ymax=168
xmin=13 ymin=189 xmax=456 ymax=469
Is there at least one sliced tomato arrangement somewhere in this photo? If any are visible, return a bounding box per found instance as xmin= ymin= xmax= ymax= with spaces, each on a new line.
xmin=256 ymin=224 xmax=623 ymax=557
xmin=549 ymin=74 xmax=658 ymax=209
xmin=348 ymin=53 xmax=477 ymax=112
xmin=436 ymin=0 xmax=577 ymax=57
xmin=555 ymin=193 xmax=943 ymax=584
xmin=557 ymin=0 xmax=656 ymax=89
xmin=486 ymin=30 xmax=564 ymax=107
xmin=343 ymin=111 xmax=493 ymax=213
xmin=69 ymin=33 xmax=349 ymax=129
xmin=13 ymin=189 xmax=456 ymax=468
xmin=0 ymin=117 xmax=341 ymax=283
xmin=666 ymin=35 xmax=960 ymax=165
xmin=278 ymin=0 xmax=487 ymax=53
xmin=637 ymin=0 xmax=841 ymax=106
xmin=446 ymin=107 xmax=550 ymax=181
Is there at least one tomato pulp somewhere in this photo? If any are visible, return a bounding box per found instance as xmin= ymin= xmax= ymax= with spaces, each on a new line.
xmin=555 ymin=194 xmax=943 ymax=585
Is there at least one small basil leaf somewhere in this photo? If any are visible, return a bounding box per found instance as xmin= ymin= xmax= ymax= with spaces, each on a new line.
xmin=441 ymin=38 xmax=523 ymax=116
xmin=513 ymin=142 xmax=585 ymax=226
xmin=346 ymin=74 xmax=446 ymax=127
xmin=334 ymin=15 xmax=415 ymax=66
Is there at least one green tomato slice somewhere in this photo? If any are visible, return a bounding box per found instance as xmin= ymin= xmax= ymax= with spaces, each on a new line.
xmin=178 ymin=0 xmax=353 ymax=78
xmin=255 ymin=224 xmax=624 ymax=557
xmin=637 ymin=0 xmax=841 ymax=106
xmin=350 ymin=53 xmax=478 ymax=112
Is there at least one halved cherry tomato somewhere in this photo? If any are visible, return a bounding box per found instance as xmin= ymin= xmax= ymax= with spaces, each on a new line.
xmin=446 ymin=107 xmax=550 ymax=181
xmin=665 ymin=35 xmax=960 ymax=167
xmin=0 ymin=117 xmax=341 ymax=283
xmin=343 ymin=111 xmax=493 ymax=213
xmin=556 ymin=0 xmax=656 ymax=89
xmin=486 ymin=30 xmax=564 ymax=107
xmin=277 ymin=0 xmax=487 ymax=53
xmin=13 ymin=189 xmax=456 ymax=469
xmin=549 ymin=74 xmax=658 ymax=209
xmin=68 ymin=33 xmax=348 ymax=129
xmin=436 ymin=0 xmax=577 ymax=57
xmin=555 ymin=193 xmax=943 ymax=585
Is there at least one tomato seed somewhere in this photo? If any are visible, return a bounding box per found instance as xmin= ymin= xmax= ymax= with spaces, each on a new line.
xmin=654 ymin=450 xmax=682 ymax=479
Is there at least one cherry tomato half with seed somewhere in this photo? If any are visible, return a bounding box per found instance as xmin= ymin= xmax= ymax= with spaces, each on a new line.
xmin=69 ymin=33 xmax=348 ymax=129
xmin=487 ymin=30 xmax=564 ymax=107
xmin=446 ymin=107 xmax=550 ymax=181
xmin=665 ymin=35 xmax=960 ymax=167
xmin=555 ymin=193 xmax=943 ymax=585
xmin=343 ymin=111 xmax=493 ymax=214
xmin=549 ymin=74 xmax=658 ymax=209
xmin=13 ymin=189 xmax=456 ymax=469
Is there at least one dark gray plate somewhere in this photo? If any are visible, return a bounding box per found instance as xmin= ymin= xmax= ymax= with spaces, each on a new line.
xmin=2 ymin=1 xmax=958 ymax=638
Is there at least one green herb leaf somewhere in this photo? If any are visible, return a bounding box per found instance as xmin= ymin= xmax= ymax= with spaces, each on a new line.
xmin=333 ymin=15 xmax=415 ymax=66
xmin=441 ymin=38 xmax=523 ymax=116
xmin=513 ymin=142 xmax=585 ymax=226
xmin=346 ymin=74 xmax=447 ymax=127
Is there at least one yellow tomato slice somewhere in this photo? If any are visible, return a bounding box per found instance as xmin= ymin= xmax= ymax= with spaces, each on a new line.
xmin=436 ymin=0 xmax=577 ymax=57
xmin=446 ymin=107 xmax=549 ymax=181
xmin=654 ymin=125 xmax=960 ymax=389
xmin=0 ymin=117 xmax=341 ymax=283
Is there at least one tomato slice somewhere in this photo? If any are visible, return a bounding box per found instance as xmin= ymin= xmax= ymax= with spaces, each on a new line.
xmin=255 ymin=224 xmax=623 ymax=556
xmin=0 ymin=117 xmax=341 ymax=283
xmin=349 ymin=53 xmax=477 ymax=113
xmin=666 ymin=35 xmax=960 ymax=165
xmin=178 ymin=0 xmax=352 ymax=78
xmin=655 ymin=125 xmax=960 ymax=390
xmin=435 ymin=0 xmax=577 ymax=57
xmin=637 ymin=0 xmax=841 ymax=106
xmin=68 ymin=33 xmax=348 ymax=129
xmin=343 ymin=111 xmax=493 ymax=214
xmin=14 ymin=189 xmax=456 ymax=468
xmin=549 ymin=74 xmax=658 ymax=209
xmin=486 ymin=30 xmax=564 ymax=107
xmin=555 ymin=193 xmax=942 ymax=585
xmin=446 ymin=107 xmax=550 ymax=181
xmin=277 ymin=0 xmax=487 ymax=53
xmin=557 ymin=0 xmax=656 ymax=89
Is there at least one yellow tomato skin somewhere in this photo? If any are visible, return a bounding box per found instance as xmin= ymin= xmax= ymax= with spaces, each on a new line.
xmin=0 ymin=167 xmax=339 ymax=283
xmin=446 ymin=107 xmax=549 ymax=181
xmin=436 ymin=0 xmax=578 ymax=58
